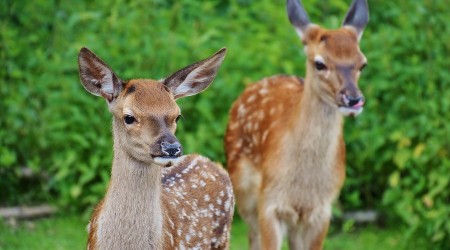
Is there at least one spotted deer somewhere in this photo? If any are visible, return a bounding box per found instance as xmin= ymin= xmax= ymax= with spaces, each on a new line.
xmin=78 ymin=47 xmax=234 ymax=249
xmin=224 ymin=0 xmax=369 ymax=249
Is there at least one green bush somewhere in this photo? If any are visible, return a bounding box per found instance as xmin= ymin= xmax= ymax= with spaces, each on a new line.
xmin=1 ymin=0 xmax=448 ymax=247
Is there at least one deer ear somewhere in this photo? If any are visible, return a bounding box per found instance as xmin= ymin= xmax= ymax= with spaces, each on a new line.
xmin=342 ymin=0 xmax=369 ymax=41
xmin=163 ymin=48 xmax=227 ymax=99
xmin=286 ymin=0 xmax=311 ymax=40
xmin=78 ymin=47 xmax=123 ymax=103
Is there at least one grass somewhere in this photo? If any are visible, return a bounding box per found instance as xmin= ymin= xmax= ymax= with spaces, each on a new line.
xmin=0 ymin=215 xmax=427 ymax=250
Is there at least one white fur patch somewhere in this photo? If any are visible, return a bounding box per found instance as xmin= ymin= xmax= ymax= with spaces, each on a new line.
xmin=295 ymin=27 xmax=305 ymax=40
xmin=314 ymin=55 xmax=325 ymax=64
xmin=123 ymin=108 xmax=134 ymax=117
xmin=153 ymin=155 xmax=186 ymax=167
xmin=339 ymin=107 xmax=363 ymax=116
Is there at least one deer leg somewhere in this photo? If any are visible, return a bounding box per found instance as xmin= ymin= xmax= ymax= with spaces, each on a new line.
xmin=259 ymin=207 xmax=283 ymax=250
xmin=287 ymin=225 xmax=303 ymax=250
xmin=299 ymin=218 xmax=330 ymax=250
xmin=247 ymin=216 xmax=261 ymax=250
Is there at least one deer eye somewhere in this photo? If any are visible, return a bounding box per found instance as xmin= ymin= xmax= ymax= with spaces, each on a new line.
xmin=175 ymin=115 xmax=182 ymax=123
xmin=124 ymin=115 xmax=136 ymax=125
xmin=314 ymin=61 xmax=327 ymax=71
xmin=360 ymin=63 xmax=367 ymax=71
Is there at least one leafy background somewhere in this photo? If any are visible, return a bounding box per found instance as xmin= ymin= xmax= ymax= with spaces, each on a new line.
xmin=1 ymin=0 xmax=449 ymax=248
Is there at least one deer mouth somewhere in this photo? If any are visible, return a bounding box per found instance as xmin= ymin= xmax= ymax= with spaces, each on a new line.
xmin=152 ymin=155 xmax=185 ymax=167
xmin=338 ymin=95 xmax=364 ymax=116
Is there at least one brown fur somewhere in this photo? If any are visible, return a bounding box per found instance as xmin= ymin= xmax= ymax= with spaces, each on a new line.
xmin=225 ymin=15 xmax=367 ymax=250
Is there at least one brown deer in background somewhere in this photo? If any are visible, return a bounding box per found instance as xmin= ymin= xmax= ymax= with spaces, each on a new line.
xmin=78 ymin=47 xmax=234 ymax=249
xmin=225 ymin=0 xmax=369 ymax=249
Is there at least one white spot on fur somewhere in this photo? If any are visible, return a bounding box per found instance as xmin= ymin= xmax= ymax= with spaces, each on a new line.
xmin=224 ymin=199 xmax=231 ymax=212
xmin=286 ymin=84 xmax=297 ymax=89
xmin=247 ymin=94 xmax=257 ymax=103
xmin=245 ymin=123 xmax=253 ymax=131
xmin=228 ymin=122 xmax=239 ymax=130
xmin=252 ymin=134 xmax=259 ymax=144
xmin=261 ymin=78 xmax=269 ymax=88
xmin=257 ymin=110 xmax=265 ymax=120
xmin=235 ymin=139 xmax=243 ymax=148
xmin=167 ymin=231 xmax=174 ymax=246
xmin=269 ymin=107 xmax=276 ymax=116
xmin=238 ymin=104 xmax=247 ymax=117
xmin=262 ymin=97 xmax=271 ymax=104
xmin=186 ymin=234 xmax=191 ymax=243
xmin=259 ymin=88 xmax=269 ymax=95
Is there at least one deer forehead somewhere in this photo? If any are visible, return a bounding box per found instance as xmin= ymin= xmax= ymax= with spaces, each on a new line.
xmin=306 ymin=27 xmax=365 ymax=65
xmin=119 ymin=80 xmax=180 ymax=117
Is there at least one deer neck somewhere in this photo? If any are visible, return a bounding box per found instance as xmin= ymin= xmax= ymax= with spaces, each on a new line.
xmin=289 ymin=72 xmax=343 ymax=171
xmin=96 ymin=121 xmax=163 ymax=249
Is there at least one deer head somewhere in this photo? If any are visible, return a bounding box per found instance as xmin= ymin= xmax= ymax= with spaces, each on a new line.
xmin=287 ymin=0 xmax=369 ymax=116
xmin=78 ymin=47 xmax=226 ymax=167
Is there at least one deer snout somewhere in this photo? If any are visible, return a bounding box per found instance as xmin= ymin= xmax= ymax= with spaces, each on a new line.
xmin=161 ymin=141 xmax=183 ymax=157
xmin=343 ymin=95 xmax=365 ymax=108
xmin=338 ymin=90 xmax=365 ymax=116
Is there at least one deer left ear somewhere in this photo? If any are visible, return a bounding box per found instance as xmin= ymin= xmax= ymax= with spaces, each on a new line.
xmin=342 ymin=0 xmax=369 ymax=41
xmin=163 ymin=48 xmax=227 ymax=99
xmin=286 ymin=0 xmax=312 ymax=41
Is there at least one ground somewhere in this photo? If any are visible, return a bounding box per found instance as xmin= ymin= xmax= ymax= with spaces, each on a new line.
xmin=0 ymin=215 xmax=427 ymax=250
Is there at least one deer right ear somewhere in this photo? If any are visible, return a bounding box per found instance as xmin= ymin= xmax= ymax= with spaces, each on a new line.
xmin=78 ymin=47 xmax=123 ymax=103
xmin=342 ymin=0 xmax=369 ymax=41
xmin=286 ymin=0 xmax=311 ymax=40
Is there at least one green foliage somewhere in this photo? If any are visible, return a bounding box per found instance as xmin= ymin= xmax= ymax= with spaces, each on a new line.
xmin=1 ymin=0 xmax=448 ymax=247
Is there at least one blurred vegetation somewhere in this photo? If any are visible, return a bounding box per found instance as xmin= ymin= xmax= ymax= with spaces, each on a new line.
xmin=0 ymin=0 xmax=448 ymax=248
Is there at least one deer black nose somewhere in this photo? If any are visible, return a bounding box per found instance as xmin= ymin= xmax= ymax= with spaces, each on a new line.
xmin=161 ymin=142 xmax=182 ymax=157
xmin=347 ymin=96 xmax=365 ymax=107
